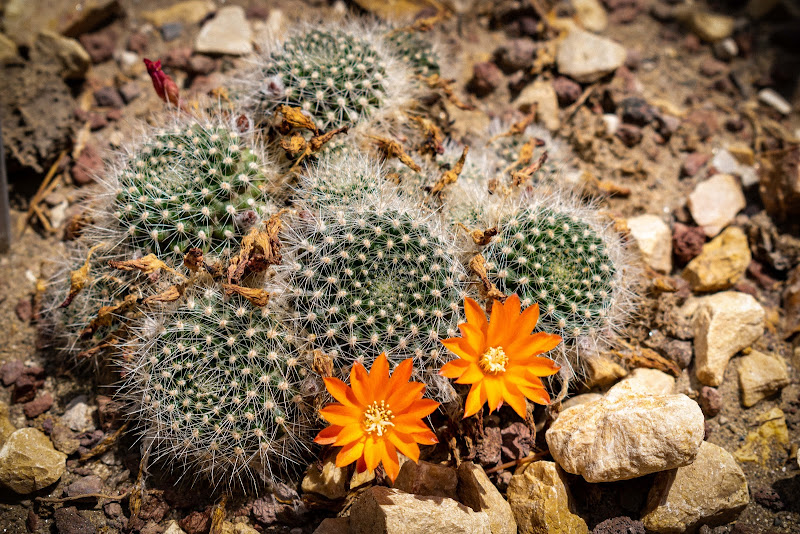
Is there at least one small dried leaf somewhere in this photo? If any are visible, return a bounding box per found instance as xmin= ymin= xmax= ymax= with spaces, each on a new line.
xmin=209 ymin=495 xmax=228 ymax=534
xmin=222 ymin=284 xmax=271 ymax=307
xmin=280 ymin=135 xmax=308 ymax=157
xmin=422 ymin=74 xmax=474 ymax=110
xmin=80 ymin=293 xmax=140 ymax=339
xmin=369 ymin=135 xmax=421 ymax=172
xmin=75 ymin=336 xmax=119 ymax=361
xmin=183 ymin=248 xmax=205 ymax=272
xmin=429 ymin=146 xmax=468 ymax=198
xmin=611 ymin=345 xmax=681 ymax=377
xmin=309 ymin=125 xmax=349 ymax=152
xmin=584 ymin=173 xmax=632 ymax=197
xmin=142 ymin=284 xmax=185 ymax=305
xmin=469 ymin=254 xmax=507 ymax=304
xmin=276 ymin=105 xmax=318 ymax=134
xmin=312 ymin=349 xmax=334 ymax=378
xmin=488 ymin=111 xmax=536 ymax=143
xmin=109 ymin=254 xmax=184 ymax=278
xmin=510 ymin=151 xmax=548 ymax=187
xmin=411 ymin=116 xmax=444 ymax=156
xmin=227 ymin=212 xmax=285 ymax=284
xmin=456 ymin=223 xmax=498 ymax=246
xmin=60 ymin=243 xmax=104 ymax=308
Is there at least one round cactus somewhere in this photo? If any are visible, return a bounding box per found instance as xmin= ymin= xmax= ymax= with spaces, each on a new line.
xmin=300 ymin=151 xmax=386 ymax=208
xmin=105 ymin=116 xmax=280 ymax=262
xmin=385 ymin=29 xmax=440 ymax=77
xmin=248 ymin=25 xmax=416 ymax=132
xmin=481 ymin=194 xmax=636 ymax=363
xmin=278 ymin=194 xmax=471 ymax=402
xmin=125 ymin=286 xmax=311 ymax=486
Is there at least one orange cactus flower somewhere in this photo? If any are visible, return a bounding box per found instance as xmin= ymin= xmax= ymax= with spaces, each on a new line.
xmin=439 ymin=295 xmax=562 ymax=419
xmin=313 ymin=353 xmax=439 ymax=482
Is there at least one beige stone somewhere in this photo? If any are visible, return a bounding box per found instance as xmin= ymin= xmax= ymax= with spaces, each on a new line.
xmin=506 ymin=461 xmax=588 ymax=534
xmin=683 ymin=9 xmax=735 ymax=42
xmin=546 ymin=393 xmax=704 ymax=482
xmin=561 ymin=393 xmax=603 ymax=410
xmin=572 ymin=0 xmax=608 ymax=32
xmin=313 ymin=517 xmax=350 ymax=534
xmin=349 ymin=465 xmax=375 ymax=489
xmin=457 ymin=462 xmax=517 ymax=534
xmin=32 ymin=31 xmax=91 ymax=79
xmin=693 ymin=291 xmax=765 ymax=386
xmin=627 ymin=214 xmax=673 ymax=274
xmin=0 ymin=33 xmax=18 ymax=62
xmin=233 ymin=523 xmax=260 ymax=534
xmin=687 ymin=174 xmax=745 ymax=237
xmin=737 ymin=351 xmax=790 ymax=407
xmin=734 ymin=407 xmax=789 ymax=464
xmin=301 ymin=458 xmax=348 ymax=500
xmin=556 ymin=29 xmax=626 ymax=83
xmin=0 ymin=428 xmax=67 ymax=494
xmin=142 ymin=0 xmax=216 ymax=26
xmin=682 ymin=226 xmax=750 ymax=292
xmin=606 ymin=368 xmax=675 ymax=400
xmin=195 ymin=6 xmax=253 ymax=56
xmin=349 ymin=486 xmax=492 ymax=534
xmin=164 ymin=521 xmax=187 ymax=534
xmin=642 ymin=441 xmax=748 ymax=533
xmin=0 ymin=402 xmax=15 ymax=448
xmin=394 ymin=460 xmax=458 ymax=500
xmin=515 ymin=78 xmax=560 ymax=132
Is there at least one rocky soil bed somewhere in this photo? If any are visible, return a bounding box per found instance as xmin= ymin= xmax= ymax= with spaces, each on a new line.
xmin=1 ymin=0 xmax=799 ymax=533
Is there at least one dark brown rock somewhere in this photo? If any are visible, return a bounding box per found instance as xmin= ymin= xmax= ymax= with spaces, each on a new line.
xmin=93 ymin=87 xmax=124 ymax=109
xmin=71 ymin=145 xmax=103 ymax=186
xmin=752 ymin=486 xmax=784 ymax=511
xmin=501 ymin=422 xmax=532 ymax=460
xmin=393 ymin=460 xmax=459 ymax=500
xmin=661 ymin=339 xmax=693 ymax=369
xmin=672 ymin=223 xmax=706 ymax=265
xmin=127 ymin=32 xmax=148 ymax=54
xmin=759 ymin=145 xmax=800 ymax=222
xmin=619 ymin=97 xmax=656 ymax=126
xmin=593 ymin=516 xmax=645 ymax=534
xmin=163 ymin=47 xmax=193 ymax=70
xmin=0 ymin=360 xmax=26 ymax=386
xmin=78 ymin=30 xmax=116 ymax=63
xmin=188 ymin=55 xmax=218 ymax=75
xmin=681 ymin=152 xmax=710 ymax=177
xmin=54 ymin=507 xmax=95 ymax=534
xmin=12 ymin=374 xmax=43 ymax=404
xmin=783 ymin=265 xmax=800 ymax=338
xmin=67 ymin=475 xmax=103 ymax=497
xmin=616 ymin=124 xmax=642 ymax=147
xmin=699 ymin=57 xmax=728 ymax=77
xmin=468 ymin=61 xmax=503 ymax=97
xmin=494 ymin=38 xmax=536 ymax=73
xmin=15 ymin=298 xmax=32 ymax=322
xmin=477 ymin=426 xmax=502 ymax=466
xmin=23 ymin=392 xmax=53 ymax=418
xmin=119 ymin=81 xmax=141 ymax=104
xmin=553 ymin=76 xmax=582 ymax=106
xmin=699 ymin=386 xmax=722 ymax=418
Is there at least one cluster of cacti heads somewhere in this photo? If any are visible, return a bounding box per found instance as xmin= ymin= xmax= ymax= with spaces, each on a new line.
xmin=41 ymin=20 xmax=640 ymax=489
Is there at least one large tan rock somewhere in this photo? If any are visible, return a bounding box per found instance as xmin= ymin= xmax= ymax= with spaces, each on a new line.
xmin=642 ymin=441 xmax=748 ymax=533
xmin=0 ymin=428 xmax=67 ymax=494
xmin=31 ymin=31 xmax=91 ymax=80
xmin=693 ymin=291 xmax=765 ymax=386
xmin=737 ymin=351 xmax=790 ymax=407
xmin=349 ymin=486 xmax=492 ymax=534
xmin=682 ymin=227 xmax=750 ymax=292
xmin=627 ymin=214 xmax=672 ymax=274
xmin=506 ymin=461 xmax=588 ymax=534
xmin=301 ymin=458 xmax=348 ymax=500
xmin=457 ymin=462 xmax=516 ymax=534
xmin=546 ymin=393 xmax=704 ymax=482
xmin=606 ymin=368 xmax=675 ymax=400
xmin=687 ymin=174 xmax=745 ymax=237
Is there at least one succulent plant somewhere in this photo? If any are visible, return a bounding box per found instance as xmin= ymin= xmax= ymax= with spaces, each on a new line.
xmin=247 ymin=25 xmax=416 ymax=133
xmin=385 ymin=29 xmax=440 ymax=78
xmin=124 ymin=285 xmax=312 ymax=486
xmin=277 ymin=188 xmax=472 ymax=402
xmin=300 ymin=151 xmax=386 ymax=208
xmin=103 ymin=115 xmax=281 ymax=263
xmin=480 ymin=194 xmax=637 ymax=371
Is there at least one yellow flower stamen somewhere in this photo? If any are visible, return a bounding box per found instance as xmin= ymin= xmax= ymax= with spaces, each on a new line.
xmin=362 ymin=400 xmax=395 ymax=436
xmin=479 ymin=346 xmax=509 ymax=374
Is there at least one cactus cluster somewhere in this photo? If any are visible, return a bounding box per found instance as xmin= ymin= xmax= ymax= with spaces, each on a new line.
xmin=278 ymin=191 xmax=471 ymax=401
xmin=108 ymin=119 xmax=279 ymax=262
xmin=126 ymin=286 xmax=311 ymax=484
xmin=41 ymin=20 xmax=640 ymax=489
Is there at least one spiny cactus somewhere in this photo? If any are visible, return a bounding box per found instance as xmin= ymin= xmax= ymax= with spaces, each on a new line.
xmin=125 ymin=286 xmax=311 ymax=487
xmin=481 ymin=194 xmax=637 ymax=371
xmin=247 ymin=24 xmax=416 ymax=132
xmin=101 ymin=115 xmax=281 ymax=263
xmin=277 ymin=192 xmax=472 ymax=402
xmin=385 ymin=29 xmax=440 ymax=77
xmin=300 ymin=151 xmax=386 ymax=208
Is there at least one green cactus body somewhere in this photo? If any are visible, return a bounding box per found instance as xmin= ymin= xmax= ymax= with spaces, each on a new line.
xmin=386 ymin=30 xmax=440 ymax=77
xmin=280 ymin=203 xmax=470 ymax=400
xmin=130 ymin=287 xmax=309 ymax=483
xmin=112 ymin=122 xmax=276 ymax=261
xmin=258 ymin=29 xmax=390 ymax=131
xmin=483 ymin=206 xmax=618 ymax=342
